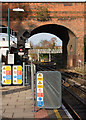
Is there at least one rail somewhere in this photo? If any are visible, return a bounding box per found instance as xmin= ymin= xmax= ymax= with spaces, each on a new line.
xmin=36 ymin=64 xmax=86 ymax=120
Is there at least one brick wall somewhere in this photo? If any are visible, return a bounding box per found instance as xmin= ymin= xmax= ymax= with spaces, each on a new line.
xmin=1 ymin=2 xmax=85 ymax=64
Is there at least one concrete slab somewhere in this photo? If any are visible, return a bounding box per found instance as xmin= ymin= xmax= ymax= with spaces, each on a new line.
xmin=3 ymin=112 xmax=13 ymax=118
xmin=2 ymin=86 xmax=34 ymax=119
xmin=13 ymin=112 xmax=34 ymax=118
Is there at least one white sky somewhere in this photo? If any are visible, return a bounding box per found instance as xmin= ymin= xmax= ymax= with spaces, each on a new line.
xmin=28 ymin=33 xmax=62 ymax=46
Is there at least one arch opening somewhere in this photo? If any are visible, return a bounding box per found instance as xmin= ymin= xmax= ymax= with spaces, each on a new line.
xmin=28 ymin=33 xmax=62 ymax=66
xmin=29 ymin=24 xmax=77 ymax=68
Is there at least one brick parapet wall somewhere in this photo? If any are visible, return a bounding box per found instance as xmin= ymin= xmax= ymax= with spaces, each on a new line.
xmin=1 ymin=2 xmax=85 ymax=63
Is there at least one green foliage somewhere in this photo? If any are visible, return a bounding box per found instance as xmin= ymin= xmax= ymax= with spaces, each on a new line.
xmin=34 ymin=39 xmax=56 ymax=49
xmin=35 ymin=6 xmax=51 ymax=21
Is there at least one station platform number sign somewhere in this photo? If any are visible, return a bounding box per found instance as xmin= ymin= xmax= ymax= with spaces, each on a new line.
xmin=36 ymin=73 xmax=44 ymax=107
xmin=2 ymin=66 xmax=11 ymax=85
xmin=13 ymin=66 xmax=22 ymax=85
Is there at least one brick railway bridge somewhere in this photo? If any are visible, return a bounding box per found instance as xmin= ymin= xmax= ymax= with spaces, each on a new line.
xmin=1 ymin=2 xmax=86 ymax=68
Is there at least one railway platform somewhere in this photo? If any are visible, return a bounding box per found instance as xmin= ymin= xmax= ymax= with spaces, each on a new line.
xmin=1 ymin=85 xmax=72 ymax=120
xmin=2 ymin=86 xmax=34 ymax=119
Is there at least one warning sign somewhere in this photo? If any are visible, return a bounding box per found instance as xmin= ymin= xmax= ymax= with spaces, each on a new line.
xmin=37 ymin=88 xmax=43 ymax=93
xmin=37 ymin=81 xmax=43 ymax=85
xmin=37 ymin=73 xmax=43 ymax=78
xmin=37 ymin=85 xmax=43 ymax=88
xmin=37 ymin=73 xmax=44 ymax=107
xmin=2 ymin=66 xmax=11 ymax=85
xmin=37 ymin=93 xmax=43 ymax=97
xmin=37 ymin=78 xmax=43 ymax=81
xmin=13 ymin=66 xmax=22 ymax=84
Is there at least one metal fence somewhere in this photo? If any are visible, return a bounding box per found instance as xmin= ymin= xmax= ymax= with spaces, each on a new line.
xmin=36 ymin=71 xmax=62 ymax=109
xmin=23 ymin=62 xmax=31 ymax=86
xmin=0 ymin=61 xmax=35 ymax=87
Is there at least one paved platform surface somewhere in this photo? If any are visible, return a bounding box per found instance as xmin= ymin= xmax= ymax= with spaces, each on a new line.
xmin=1 ymin=86 xmax=71 ymax=120
xmin=2 ymin=86 xmax=34 ymax=120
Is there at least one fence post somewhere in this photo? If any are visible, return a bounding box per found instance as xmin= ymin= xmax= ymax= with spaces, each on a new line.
xmin=31 ymin=60 xmax=35 ymax=112
xmin=0 ymin=50 xmax=2 ymax=86
xmin=23 ymin=62 xmax=25 ymax=86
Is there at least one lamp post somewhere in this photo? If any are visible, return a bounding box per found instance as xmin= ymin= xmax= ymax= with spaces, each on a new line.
xmin=8 ymin=8 xmax=24 ymax=53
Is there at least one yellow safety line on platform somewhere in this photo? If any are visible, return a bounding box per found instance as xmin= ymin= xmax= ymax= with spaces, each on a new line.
xmin=54 ymin=109 xmax=62 ymax=120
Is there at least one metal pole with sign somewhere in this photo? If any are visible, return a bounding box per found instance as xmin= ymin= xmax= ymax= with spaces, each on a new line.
xmin=36 ymin=73 xmax=44 ymax=108
xmin=36 ymin=71 xmax=61 ymax=109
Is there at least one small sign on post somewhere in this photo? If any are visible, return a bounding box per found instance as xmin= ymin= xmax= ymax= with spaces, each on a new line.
xmin=13 ymin=65 xmax=22 ymax=85
xmin=8 ymin=54 xmax=14 ymax=64
xmin=36 ymin=73 xmax=44 ymax=107
xmin=2 ymin=66 xmax=11 ymax=85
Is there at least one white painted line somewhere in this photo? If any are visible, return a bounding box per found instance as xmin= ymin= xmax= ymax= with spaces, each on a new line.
xmin=62 ymin=104 xmax=74 ymax=120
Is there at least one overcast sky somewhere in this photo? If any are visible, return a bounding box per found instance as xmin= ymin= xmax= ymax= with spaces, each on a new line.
xmin=28 ymin=33 xmax=62 ymax=46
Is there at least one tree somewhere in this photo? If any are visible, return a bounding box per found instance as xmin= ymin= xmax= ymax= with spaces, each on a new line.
xmin=49 ymin=38 xmax=56 ymax=49
xmin=33 ymin=40 xmax=50 ymax=49
xmin=40 ymin=40 xmax=51 ymax=48
xmin=34 ymin=38 xmax=57 ymax=49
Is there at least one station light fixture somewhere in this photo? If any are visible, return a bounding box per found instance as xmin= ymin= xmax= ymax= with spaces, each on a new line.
xmin=8 ymin=8 xmax=24 ymax=53
xmin=13 ymin=8 xmax=24 ymax=12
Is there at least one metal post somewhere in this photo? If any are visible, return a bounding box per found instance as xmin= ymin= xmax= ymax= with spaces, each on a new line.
xmin=31 ymin=60 xmax=35 ymax=112
xmin=0 ymin=50 xmax=2 ymax=86
xmin=38 ymin=49 xmax=39 ymax=61
xmin=26 ymin=66 xmax=27 ymax=84
xmin=31 ymin=61 xmax=34 ymax=90
xmin=49 ymin=50 xmax=51 ymax=62
xmin=23 ymin=62 xmax=25 ymax=86
xmin=0 ymin=51 xmax=2 ymax=120
xmin=8 ymin=8 xmax=10 ymax=53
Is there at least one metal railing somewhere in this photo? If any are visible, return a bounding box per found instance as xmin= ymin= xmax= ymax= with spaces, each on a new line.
xmin=23 ymin=62 xmax=31 ymax=86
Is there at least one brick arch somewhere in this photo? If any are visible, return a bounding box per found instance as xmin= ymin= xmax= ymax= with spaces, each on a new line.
xmin=30 ymin=23 xmax=76 ymax=38
xmin=29 ymin=23 xmax=77 ymax=68
xmin=29 ymin=21 xmax=77 ymax=38
xmin=2 ymin=20 xmax=77 ymax=38
xmin=57 ymin=23 xmax=77 ymax=37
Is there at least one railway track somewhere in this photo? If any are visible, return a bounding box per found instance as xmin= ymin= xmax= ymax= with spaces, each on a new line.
xmin=61 ymin=72 xmax=86 ymax=87
xmin=36 ymin=64 xmax=86 ymax=120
